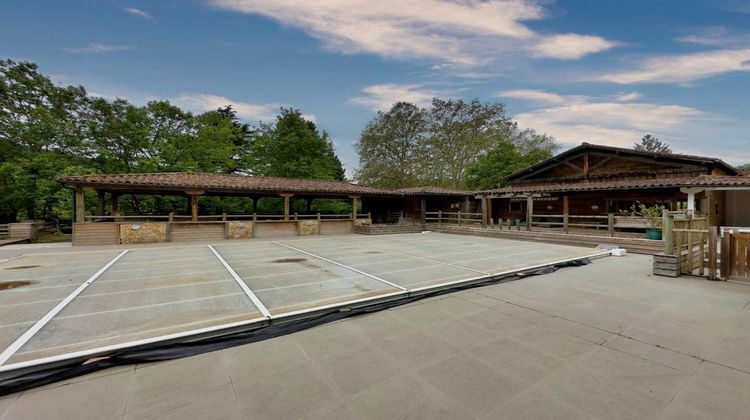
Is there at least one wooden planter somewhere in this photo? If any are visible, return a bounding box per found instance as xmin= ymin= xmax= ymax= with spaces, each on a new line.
xmin=653 ymin=253 xmax=679 ymax=277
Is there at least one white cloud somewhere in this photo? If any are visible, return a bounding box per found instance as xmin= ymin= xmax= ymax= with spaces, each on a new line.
xmin=61 ymin=43 xmax=133 ymax=53
xmin=123 ymin=7 xmax=153 ymax=20
xmin=505 ymin=89 xmax=703 ymax=148
xmin=532 ymin=34 xmax=617 ymax=60
xmin=614 ymin=92 xmax=641 ymax=102
xmin=173 ymin=94 xmax=280 ymax=121
xmin=499 ymin=89 xmax=567 ymax=104
xmin=348 ymin=83 xmax=440 ymax=111
xmin=209 ymin=0 xmax=616 ymax=67
xmin=598 ymin=48 xmax=750 ymax=84
xmin=173 ymin=94 xmax=317 ymax=122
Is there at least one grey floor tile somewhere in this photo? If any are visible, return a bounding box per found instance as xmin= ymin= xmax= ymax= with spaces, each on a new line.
xmin=124 ymin=383 xmax=241 ymax=420
xmin=315 ymin=345 xmax=409 ymax=396
xmin=479 ymin=387 xmax=597 ymax=420
xmin=416 ymin=353 xmax=529 ymax=416
xmin=4 ymin=370 xmax=132 ymax=420
xmin=349 ymin=373 xmax=470 ymax=420
xmin=233 ymin=361 xmax=342 ymax=420
xmin=127 ymin=352 xmax=231 ymax=413
xmin=467 ymin=337 xmax=566 ymax=385
xmin=603 ymin=335 xmax=701 ymax=374
xmin=223 ymin=336 xmax=308 ymax=383
xmin=291 ymin=323 xmax=367 ymax=359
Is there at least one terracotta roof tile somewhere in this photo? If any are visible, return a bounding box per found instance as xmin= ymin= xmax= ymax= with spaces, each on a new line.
xmin=396 ymin=186 xmax=474 ymax=196
xmin=59 ymin=172 xmax=476 ymax=197
xmin=484 ymin=175 xmax=750 ymax=195
xmin=60 ymin=172 xmax=392 ymax=196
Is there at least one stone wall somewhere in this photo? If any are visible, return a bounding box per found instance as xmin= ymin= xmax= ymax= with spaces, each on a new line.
xmin=226 ymin=221 xmax=253 ymax=239
xmin=353 ymin=224 xmax=425 ymax=235
xmin=353 ymin=218 xmax=372 ymax=226
xmin=297 ymin=220 xmax=319 ymax=235
xmin=119 ymin=223 xmax=167 ymax=244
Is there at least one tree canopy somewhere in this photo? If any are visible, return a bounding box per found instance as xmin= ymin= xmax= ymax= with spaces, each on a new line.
xmin=634 ymin=134 xmax=671 ymax=154
xmin=355 ymin=99 xmax=559 ymax=189
xmin=0 ymin=59 xmax=346 ymax=223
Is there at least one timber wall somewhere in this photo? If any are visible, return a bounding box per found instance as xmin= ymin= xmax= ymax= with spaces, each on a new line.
xmin=73 ymin=223 xmax=119 ymax=246
xmin=427 ymin=224 xmax=663 ymax=255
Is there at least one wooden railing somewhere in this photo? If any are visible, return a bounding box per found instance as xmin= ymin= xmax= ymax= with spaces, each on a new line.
xmin=425 ymin=211 xmax=483 ymax=225
xmin=0 ymin=224 xmax=8 ymax=237
xmin=84 ymin=212 xmax=370 ymax=223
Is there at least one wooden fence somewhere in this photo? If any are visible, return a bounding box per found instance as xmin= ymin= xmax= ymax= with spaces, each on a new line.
xmin=85 ymin=212 xmax=370 ymax=222
xmin=0 ymin=224 xmax=8 ymax=237
xmin=721 ymin=228 xmax=750 ymax=282
xmin=425 ymin=211 xmax=483 ymax=225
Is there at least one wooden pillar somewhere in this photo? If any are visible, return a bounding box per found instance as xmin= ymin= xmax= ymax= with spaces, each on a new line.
xmin=526 ymin=196 xmax=534 ymax=231
xmin=608 ymin=213 xmax=615 ymax=237
xmin=562 ymin=195 xmax=569 ymax=234
xmin=486 ymin=198 xmax=493 ymax=226
xmin=350 ymin=195 xmax=360 ymax=220
xmin=420 ymin=197 xmax=426 ymax=224
xmin=662 ymin=210 xmax=674 ymax=256
xmin=480 ymin=197 xmax=488 ymax=228
xmin=583 ymin=152 xmax=590 ymax=177
xmin=279 ymin=193 xmax=293 ymax=221
xmin=190 ymin=194 xmax=199 ymax=221
xmin=111 ymin=193 xmax=119 ymax=214
xmin=74 ymin=186 xmax=85 ymax=223
xmin=96 ymin=191 xmax=106 ymax=216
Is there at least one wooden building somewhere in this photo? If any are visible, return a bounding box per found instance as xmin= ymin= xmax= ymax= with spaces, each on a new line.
xmin=480 ymin=143 xmax=750 ymax=229
xmin=59 ymin=173 xmax=475 ymax=245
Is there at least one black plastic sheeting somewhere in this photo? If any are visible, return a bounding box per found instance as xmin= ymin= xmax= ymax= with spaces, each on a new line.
xmin=0 ymin=258 xmax=590 ymax=396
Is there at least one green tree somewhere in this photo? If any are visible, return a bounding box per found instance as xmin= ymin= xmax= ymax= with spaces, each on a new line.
xmin=248 ymin=108 xmax=341 ymax=179
xmin=634 ymin=134 xmax=671 ymax=153
xmin=355 ymin=102 xmax=426 ymax=188
xmin=424 ymin=99 xmax=515 ymax=188
xmin=466 ymin=135 xmax=558 ymax=190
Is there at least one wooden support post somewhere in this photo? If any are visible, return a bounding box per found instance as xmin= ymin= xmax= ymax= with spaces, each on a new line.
xmin=480 ymin=198 xmax=487 ymax=228
xmin=97 ymin=190 xmax=106 ymax=216
xmin=708 ymin=226 xmax=718 ymax=280
xmin=168 ymin=212 xmax=175 ymax=222
xmin=420 ymin=198 xmax=426 ymax=224
xmin=190 ymin=194 xmax=199 ymax=222
xmin=720 ymin=230 xmax=731 ymax=280
xmin=663 ymin=210 xmax=674 ymax=256
xmin=252 ymin=213 xmax=257 ymax=222
xmin=279 ymin=193 xmax=293 ymax=221
xmin=293 ymin=212 xmax=298 ymax=221
xmin=438 ymin=210 xmax=442 ymax=224
xmin=526 ymin=196 xmax=533 ymax=231
xmin=487 ymin=198 xmax=493 ymax=227
xmin=506 ymin=218 xmax=511 ymax=231
xmin=457 ymin=210 xmax=462 ymax=226
xmin=222 ymin=212 xmax=227 ymax=221
xmin=583 ymin=152 xmax=590 ymax=177
xmin=75 ymin=186 xmax=85 ymax=223
xmin=608 ymin=213 xmax=614 ymax=237
xmin=515 ymin=219 xmax=520 ymax=231
xmin=562 ymin=195 xmax=569 ymax=234
xmin=350 ymin=195 xmax=360 ymax=221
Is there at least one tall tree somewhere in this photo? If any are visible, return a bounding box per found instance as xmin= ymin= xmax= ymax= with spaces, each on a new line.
xmin=634 ymin=134 xmax=671 ymax=153
xmin=355 ymin=102 xmax=427 ymax=188
xmin=423 ymin=99 xmax=515 ymax=188
xmin=248 ymin=108 xmax=342 ymax=180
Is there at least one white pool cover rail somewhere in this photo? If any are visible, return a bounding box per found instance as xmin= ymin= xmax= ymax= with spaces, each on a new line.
xmin=0 ymin=233 xmax=610 ymax=380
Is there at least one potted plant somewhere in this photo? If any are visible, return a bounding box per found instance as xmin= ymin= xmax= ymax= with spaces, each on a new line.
xmin=630 ymin=203 xmax=665 ymax=240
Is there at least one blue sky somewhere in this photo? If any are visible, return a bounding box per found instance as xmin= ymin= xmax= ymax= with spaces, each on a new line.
xmin=2 ymin=0 xmax=750 ymax=174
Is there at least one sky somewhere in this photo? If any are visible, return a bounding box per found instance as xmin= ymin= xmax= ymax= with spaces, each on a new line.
xmin=2 ymin=0 xmax=750 ymax=175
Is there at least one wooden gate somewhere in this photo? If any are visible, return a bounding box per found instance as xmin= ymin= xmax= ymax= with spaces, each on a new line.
xmin=721 ymin=229 xmax=750 ymax=283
